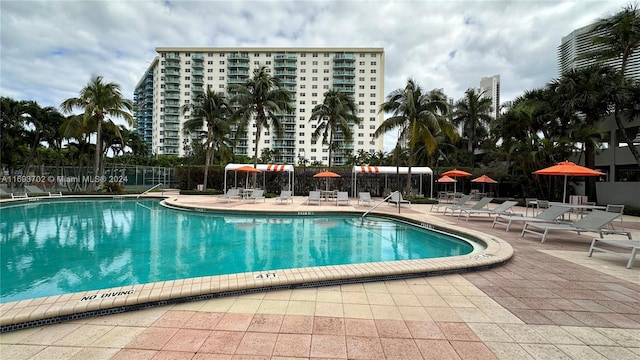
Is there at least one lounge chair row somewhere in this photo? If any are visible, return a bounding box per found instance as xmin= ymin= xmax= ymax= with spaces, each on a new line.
xmin=1 ymin=186 xmax=63 ymax=199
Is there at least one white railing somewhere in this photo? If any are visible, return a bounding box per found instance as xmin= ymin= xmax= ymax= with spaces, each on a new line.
xmin=361 ymin=191 xmax=400 ymax=221
xmin=137 ymin=183 xmax=163 ymax=199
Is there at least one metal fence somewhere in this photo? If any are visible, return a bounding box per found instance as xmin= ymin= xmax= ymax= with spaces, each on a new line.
xmin=1 ymin=166 xmax=177 ymax=192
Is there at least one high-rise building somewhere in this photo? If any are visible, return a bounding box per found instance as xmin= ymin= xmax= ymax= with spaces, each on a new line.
xmin=479 ymin=75 xmax=500 ymax=119
xmin=557 ymin=23 xmax=640 ymax=79
xmin=134 ymin=47 xmax=385 ymax=165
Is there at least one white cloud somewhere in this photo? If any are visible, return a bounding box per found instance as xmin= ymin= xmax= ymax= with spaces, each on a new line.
xmin=1 ymin=0 xmax=629 ymax=151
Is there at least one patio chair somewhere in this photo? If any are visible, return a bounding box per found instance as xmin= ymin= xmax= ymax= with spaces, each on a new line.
xmin=358 ymin=192 xmax=373 ymax=206
xmin=493 ymin=205 xmax=570 ymax=231
xmin=48 ymin=191 xmax=63 ymax=197
xmin=217 ymin=188 xmax=240 ymax=202
xmin=521 ymin=209 xmax=624 ymax=243
xmin=444 ymin=196 xmax=492 ymax=217
xmin=388 ymin=192 xmax=411 ymax=207
xmin=605 ymin=204 xmax=625 ymax=230
xmin=274 ymin=190 xmax=293 ymax=204
xmin=588 ymin=234 xmax=638 ymax=269
xmin=459 ymin=200 xmax=518 ymax=221
xmin=336 ymin=192 xmax=350 ymax=206
xmin=25 ymin=185 xmax=47 ymax=195
xmin=306 ymin=191 xmax=321 ymax=205
xmin=244 ymin=189 xmax=265 ymax=203
xmin=433 ymin=194 xmax=473 ymax=213
xmin=11 ymin=193 xmax=28 ymax=199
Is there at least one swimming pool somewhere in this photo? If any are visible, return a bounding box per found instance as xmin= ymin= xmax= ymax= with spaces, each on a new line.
xmin=0 ymin=198 xmax=477 ymax=303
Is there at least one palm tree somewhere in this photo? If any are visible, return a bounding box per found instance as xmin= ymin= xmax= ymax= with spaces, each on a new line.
xmin=452 ymin=88 xmax=493 ymax=155
xmin=182 ymin=90 xmax=234 ymax=190
xmin=583 ymin=3 xmax=640 ymax=165
xmin=229 ymin=66 xmax=294 ymax=182
xmin=309 ymin=89 xmax=360 ymax=170
xmin=0 ymin=97 xmax=29 ymax=176
xmin=548 ymin=65 xmax=622 ymax=199
xmin=60 ymin=75 xmax=134 ymax=189
xmin=374 ymin=79 xmax=454 ymax=193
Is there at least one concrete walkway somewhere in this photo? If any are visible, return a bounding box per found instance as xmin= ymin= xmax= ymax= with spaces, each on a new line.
xmin=1 ymin=193 xmax=638 ymax=359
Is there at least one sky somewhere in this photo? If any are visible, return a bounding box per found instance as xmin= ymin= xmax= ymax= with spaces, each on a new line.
xmin=0 ymin=0 xmax=630 ymax=151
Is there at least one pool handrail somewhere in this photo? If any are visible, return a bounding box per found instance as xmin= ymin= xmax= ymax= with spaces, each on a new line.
xmin=361 ymin=191 xmax=400 ymax=222
xmin=137 ymin=183 xmax=163 ymax=199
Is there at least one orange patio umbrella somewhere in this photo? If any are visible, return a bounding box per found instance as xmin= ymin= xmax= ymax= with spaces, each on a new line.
xmin=471 ymin=174 xmax=498 ymax=193
xmin=533 ymin=161 xmax=604 ymax=203
xmin=313 ymin=171 xmax=341 ymax=191
xmin=235 ymin=165 xmax=261 ymax=173
xmin=441 ymin=169 xmax=471 ymax=194
xmin=313 ymin=171 xmax=341 ymax=178
xmin=436 ymin=175 xmax=457 ymax=193
xmin=235 ymin=165 xmax=261 ymax=188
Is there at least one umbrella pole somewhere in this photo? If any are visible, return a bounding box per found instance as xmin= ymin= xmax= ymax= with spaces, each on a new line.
xmin=563 ymin=175 xmax=568 ymax=203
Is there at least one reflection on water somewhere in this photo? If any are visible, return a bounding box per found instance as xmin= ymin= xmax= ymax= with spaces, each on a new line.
xmin=0 ymin=199 xmax=474 ymax=303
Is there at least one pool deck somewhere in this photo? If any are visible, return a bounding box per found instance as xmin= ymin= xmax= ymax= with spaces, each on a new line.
xmin=1 ymin=192 xmax=639 ymax=359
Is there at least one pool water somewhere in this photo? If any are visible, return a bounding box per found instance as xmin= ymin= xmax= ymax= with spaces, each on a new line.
xmin=0 ymin=199 xmax=475 ymax=303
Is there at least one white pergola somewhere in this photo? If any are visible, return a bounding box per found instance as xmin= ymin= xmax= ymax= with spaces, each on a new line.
xmin=224 ymin=164 xmax=295 ymax=193
xmin=351 ymin=165 xmax=434 ymax=198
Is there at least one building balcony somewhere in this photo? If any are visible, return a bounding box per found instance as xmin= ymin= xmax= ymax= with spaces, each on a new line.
xmin=191 ymin=54 xmax=205 ymax=61
xmin=274 ymin=61 xmax=297 ymax=69
xmin=164 ymin=124 xmax=180 ymax=131
xmin=334 ymin=53 xmax=356 ymax=61
xmin=227 ymin=53 xmax=250 ymax=60
xmin=164 ymin=93 xmax=180 ymax=99
xmin=274 ymin=70 xmax=297 ymax=76
xmin=165 ymin=70 xmax=180 ymax=76
xmin=164 ymin=131 xmax=180 ymax=139
xmin=191 ymin=77 xmax=204 ymax=85
xmin=228 ymin=69 xmax=249 ymax=76
xmin=165 ymin=77 xmax=180 ymax=84
xmin=165 ymin=53 xmax=181 ymax=60
xmin=165 ymin=61 xmax=180 ymax=69
xmin=227 ymin=61 xmax=250 ymax=69
xmin=274 ymin=54 xmax=297 ymax=60
xmin=192 ymin=69 xmax=204 ymax=76
xmin=227 ymin=77 xmax=247 ymax=84
xmin=333 ymin=78 xmax=355 ymax=85
xmin=334 ymin=70 xmax=355 ymax=77
xmin=333 ymin=62 xmax=356 ymax=70
xmin=164 ymin=101 xmax=180 ymax=107
xmin=191 ymin=86 xmax=204 ymax=92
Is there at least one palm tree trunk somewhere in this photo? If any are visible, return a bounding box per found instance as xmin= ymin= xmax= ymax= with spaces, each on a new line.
xmin=614 ymin=104 xmax=640 ymax=167
xmin=93 ymin=120 xmax=102 ymax=191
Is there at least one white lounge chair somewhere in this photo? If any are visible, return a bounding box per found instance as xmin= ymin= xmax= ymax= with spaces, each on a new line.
xmin=25 ymin=185 xmax=47 ymax=195
xmin=307 ymin=191 xmax=321 ymax=205
xmin=217 ymin=188 xmax=240 ymax=202
xmin=431 ymin=194 xmax=472 ymax=212
xmin=493 ymin=205 xmax=570 ymax=231
xmin=244 ymin=189 xmax=265 ymax=203
xmin=274 ymin=190 xmax=293 ymax=204
xmin=444 ymin=196 xmax=492 ymax=217
xmin=388 ymin=192 xmax=411 ymax=207
xmin=458 ymin=200 xmax=518 ymax=221
xmin=11 ymin=193 xmax=28 ymax=199
xmin=48 ymin=191 xmax=63 ymax=197
xmin=605 ymin=204 xmax=625 ymax=230
xmin=588 ymin=234 xmax=638 ymax=269
xmin=521 ymin=210 xmax=624 ymax=243
xmin=358 ymin=192 xmax=373 ymax=206
xmin=336 ymin=191 xmax=350 ymax=206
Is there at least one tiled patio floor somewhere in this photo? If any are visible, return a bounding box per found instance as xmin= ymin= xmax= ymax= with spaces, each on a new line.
xmin=1 ymin=194 xmax=638 ymax=359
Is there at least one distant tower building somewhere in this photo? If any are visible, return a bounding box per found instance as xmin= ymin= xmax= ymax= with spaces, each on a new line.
xmin=558 ymin=23 xmax=640 ymax=79
xmin=479 ymin=75 xmax=500 ymax=119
